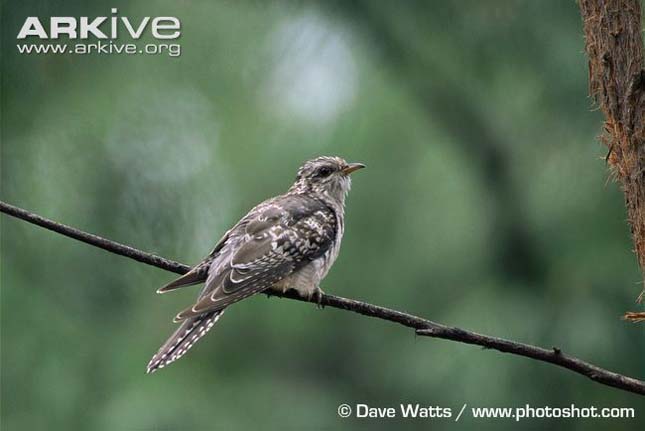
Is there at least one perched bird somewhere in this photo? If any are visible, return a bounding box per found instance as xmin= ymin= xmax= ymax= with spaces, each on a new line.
xmin=146 ymin=156 xmax=365 ymax=373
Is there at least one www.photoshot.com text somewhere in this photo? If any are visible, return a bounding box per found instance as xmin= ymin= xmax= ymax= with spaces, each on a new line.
xmin=337 ymin=403 xmax=636 ymax=422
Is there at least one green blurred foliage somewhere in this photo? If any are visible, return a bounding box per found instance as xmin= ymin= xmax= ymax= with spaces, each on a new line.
xmin=2 ymin=1 xmax=644 ymax=430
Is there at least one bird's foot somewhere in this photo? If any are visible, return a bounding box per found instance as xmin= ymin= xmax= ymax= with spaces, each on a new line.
xmin=269 ymin=282 xmax=290 ymax=298
xmin=310 ymin=288 xmax=325 ymax=309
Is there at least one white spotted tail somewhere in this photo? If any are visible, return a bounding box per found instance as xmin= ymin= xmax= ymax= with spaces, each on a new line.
xmin=146 ymin=310 xmax=223 ymax=373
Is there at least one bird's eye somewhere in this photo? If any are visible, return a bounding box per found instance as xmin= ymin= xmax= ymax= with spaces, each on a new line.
xmin=317 ymin=166 xmax=333 ymax=177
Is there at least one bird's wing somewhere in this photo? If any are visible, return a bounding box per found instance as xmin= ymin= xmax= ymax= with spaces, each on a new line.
xmin=174 ymin=196 xmax=337 ymax=321
xmin=156 ymin=229 xmax=233 ymax=294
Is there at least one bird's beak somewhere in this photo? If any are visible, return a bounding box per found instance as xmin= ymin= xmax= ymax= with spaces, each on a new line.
xmin=342 ymin=163 xmax=366 ymax=175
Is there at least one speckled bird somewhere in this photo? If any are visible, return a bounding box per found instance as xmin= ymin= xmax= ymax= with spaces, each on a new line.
xmin=146 ymin=156 xmax=365 ymax=373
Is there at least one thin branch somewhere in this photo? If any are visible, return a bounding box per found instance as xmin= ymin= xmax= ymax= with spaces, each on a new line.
xmin=2 ymin=199 xmax=644 ymax=396
xmin=0 ymin=200 xmax=190 ymax=275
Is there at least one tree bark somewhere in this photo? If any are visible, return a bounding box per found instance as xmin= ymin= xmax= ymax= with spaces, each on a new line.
xmin=579 ymin=0 xmax=645 ymax=321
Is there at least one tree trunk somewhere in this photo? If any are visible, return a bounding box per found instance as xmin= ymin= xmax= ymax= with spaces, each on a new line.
xmin=579 ymin=0 xmax=645 ymax=321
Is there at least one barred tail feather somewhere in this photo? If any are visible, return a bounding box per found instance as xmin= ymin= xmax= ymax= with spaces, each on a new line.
xmin=146 ymin=310 xmax=224 ymax=374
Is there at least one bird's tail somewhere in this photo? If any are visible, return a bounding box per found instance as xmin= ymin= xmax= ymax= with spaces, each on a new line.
xmin=146 ymin=310 xmax=224 ymax=374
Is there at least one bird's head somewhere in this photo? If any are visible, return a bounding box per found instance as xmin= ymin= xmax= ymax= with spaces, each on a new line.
xmin=289 ymin=156 xmax=365 ymax=205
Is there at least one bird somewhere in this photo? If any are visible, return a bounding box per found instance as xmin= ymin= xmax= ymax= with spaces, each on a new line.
xmin=146 ymin=156 xmax=365 ymax=373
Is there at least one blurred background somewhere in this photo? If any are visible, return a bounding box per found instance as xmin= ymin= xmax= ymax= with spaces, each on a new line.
xmin=2 ymin=1 xmax=644 ymax=430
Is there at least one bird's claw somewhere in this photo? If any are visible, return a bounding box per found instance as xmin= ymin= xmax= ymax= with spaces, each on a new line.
xmin=311 ymin=289 xmax=325 ymax=309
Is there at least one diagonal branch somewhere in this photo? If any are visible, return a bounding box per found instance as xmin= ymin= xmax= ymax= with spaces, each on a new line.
xmin=1 ymin=200 xmax=644 ymax=396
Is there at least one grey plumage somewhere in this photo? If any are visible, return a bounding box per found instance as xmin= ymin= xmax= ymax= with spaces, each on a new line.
xmin=147 ymin=156 xmax=364 ymax=373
